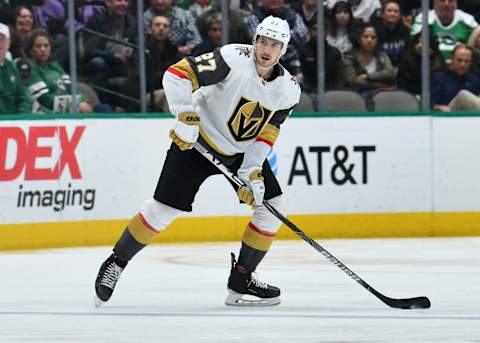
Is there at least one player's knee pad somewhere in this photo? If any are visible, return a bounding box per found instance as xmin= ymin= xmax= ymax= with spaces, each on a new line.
xmin=242 ymin=195 xmax=284 ymax=252
xmin=252 ymin=195 xmax=284 ymax=233
xmin=127 ymin=198 xmax=182 ymax=245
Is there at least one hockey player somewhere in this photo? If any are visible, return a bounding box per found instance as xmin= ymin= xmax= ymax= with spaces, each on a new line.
xmin=95 ymin=15 xmax=300 ymax=307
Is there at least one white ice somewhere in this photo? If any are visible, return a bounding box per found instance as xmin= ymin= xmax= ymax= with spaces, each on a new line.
xmin=0 ymin=237 xmax=479 ymax=342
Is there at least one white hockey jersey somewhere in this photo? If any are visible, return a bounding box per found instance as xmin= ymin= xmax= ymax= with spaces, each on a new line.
xmin=163 ymin=44 xmax=301 ymax=156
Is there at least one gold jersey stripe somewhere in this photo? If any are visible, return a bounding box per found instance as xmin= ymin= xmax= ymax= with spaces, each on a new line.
xmin=257 ymin=123 xmax=280 ymax=145
xmin=169 ymin=59 xmax=200 ymax=91
xmin=127 ymin=213 xmax=159 ymax=245
xmin=199 ymin=127 xmax=236 ymax=156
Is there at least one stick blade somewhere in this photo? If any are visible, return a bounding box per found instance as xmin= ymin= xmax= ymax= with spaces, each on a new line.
xmin=385 ymin=296 xmax=431 ymax=309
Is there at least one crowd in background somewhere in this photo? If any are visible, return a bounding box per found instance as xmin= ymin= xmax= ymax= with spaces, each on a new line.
xmin=2 ymin=0 xmax=480 ymax=114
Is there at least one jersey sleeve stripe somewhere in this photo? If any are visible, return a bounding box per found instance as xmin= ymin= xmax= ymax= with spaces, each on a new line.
xmin=255 ymin=137 xmax=274 ymax=146
xmin=167 ymin=59 xmax=200 ymax=90
xmin=167 ymin=66 xmax=189 ymax=79
xmin=256 ymin=123 xmax=279 ymax=146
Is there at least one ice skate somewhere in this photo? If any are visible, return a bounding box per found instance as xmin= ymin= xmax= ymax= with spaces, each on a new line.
xmin=225 ymin=253 xmax=280 ymax=306
xmin=94 ymin=252 xmax=127 ymax=307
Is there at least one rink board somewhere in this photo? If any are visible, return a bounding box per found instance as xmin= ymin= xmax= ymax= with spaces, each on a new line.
xmin=0 ymin=115 xmax=479 ymax=249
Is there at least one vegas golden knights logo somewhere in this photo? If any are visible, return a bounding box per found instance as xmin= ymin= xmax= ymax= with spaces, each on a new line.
xmin=228 ymin=97 xmax=272 ymax=141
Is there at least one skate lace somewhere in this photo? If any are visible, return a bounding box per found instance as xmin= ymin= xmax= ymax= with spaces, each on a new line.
xmin=249 ymin=272 xmax=268 ymax=289
xmin=100 ymin=262 xmax=123 ymax=289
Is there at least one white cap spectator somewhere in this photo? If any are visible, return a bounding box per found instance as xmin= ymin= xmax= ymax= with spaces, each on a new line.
xmin=0 ymin=23 xmax=10 ymax=39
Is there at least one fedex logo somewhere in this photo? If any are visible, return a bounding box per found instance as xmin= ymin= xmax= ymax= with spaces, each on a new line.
xmin=0 ymin=126 xmax=86 ymax=181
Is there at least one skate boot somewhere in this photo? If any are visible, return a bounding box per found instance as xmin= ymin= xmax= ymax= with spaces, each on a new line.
xmin=225 ymin=253 xmax=280 ymax=306
xmin=95 ymin=252 xmax=128 ymax=307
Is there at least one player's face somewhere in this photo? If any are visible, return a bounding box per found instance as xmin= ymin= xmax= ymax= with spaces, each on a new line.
xmin=31 ymin=36 xmax=51 ymax=64
xmin=255 ymin=36 xmax=283 ymax=69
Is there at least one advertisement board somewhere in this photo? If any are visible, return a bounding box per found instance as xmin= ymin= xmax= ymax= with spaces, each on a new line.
xmin=0 ymin=116 xmax=478 ymax=249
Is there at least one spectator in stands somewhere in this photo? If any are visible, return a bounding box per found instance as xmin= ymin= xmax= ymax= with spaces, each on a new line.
xmin=0 ymin=23 xmax=32 ymax=114
xmin=83 ymin=0 xmax=137 ymax=80
xmin=431 ymin=44 xmax=480 ymax=112
xmin=0 ymin=1 xmax=43 ymax=25
xmin=144 ymin=0 xmax=202 ymax=56
xmin=301 ymin=21 xmax=345 ymax=94
xmin=327 ymin=0 xmax=382 ymax=23
xmin=326 ymin=1 xmax=358 ymax=56
xmin=139 ymin=15 xmax=181 ymax=112
xmin=9 ymin=6 xmax=36 ymax=59
xmin=192 ymin=13 xmax=222 ymax=56
xmin=371 ymin=0 xmax=410 ymax=67
xmin=32 ymin=0 xmax=69 ymax=68
xmin=396 ymin=32 xmax=445 ymax=97
xmin=343 ymin=23 xmax=396 ymax=100
xmin=25 ymin=29 xmax=93 ymax=113
xmin=196 ymin=2 xmax=251 ymax=44
xmin=292 ymin=0 xmax=317 ymax=28
xmin=411 ymin=0 xmax=478 ymax=62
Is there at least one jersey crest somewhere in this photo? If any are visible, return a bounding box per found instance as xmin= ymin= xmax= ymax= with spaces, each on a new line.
xmin=235 ymin=45 xmax=253 ymax=58
xmin=228 ymin=97 xmax=272 ymax=141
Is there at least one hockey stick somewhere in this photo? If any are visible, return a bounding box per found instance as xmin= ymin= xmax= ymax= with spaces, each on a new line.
xmin=194 ymin=142 xmax=431 ymax=310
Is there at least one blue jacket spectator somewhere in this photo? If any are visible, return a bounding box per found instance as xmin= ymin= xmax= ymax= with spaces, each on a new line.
xmin=431 ymin=45 xmax=480 ymax=111
xmin=371 ymin=0 xmax=410 ymax=67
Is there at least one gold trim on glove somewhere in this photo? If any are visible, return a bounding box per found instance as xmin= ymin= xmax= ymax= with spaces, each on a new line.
xmin=170 ymin=111 xmax=200 ymax=151
xmin=237 ymin=186 xmax=257 ymax=210
xmin=169 ymin=129 xmax=194 ymax=151
xmin=178 ymin=111 xmax=200 ymax=125
xmin=249 ymin=170 xmax=264 ymax=181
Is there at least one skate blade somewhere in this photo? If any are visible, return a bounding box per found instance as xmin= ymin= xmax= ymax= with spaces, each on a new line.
xmin=94 ymin=296 xmax=104 ymax=308
xmin=225 ymin=290 xmax=280 ymax=307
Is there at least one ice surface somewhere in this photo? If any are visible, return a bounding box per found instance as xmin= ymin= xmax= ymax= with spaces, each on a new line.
xmin=0 ymin=237 xmax=479 ymax=342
